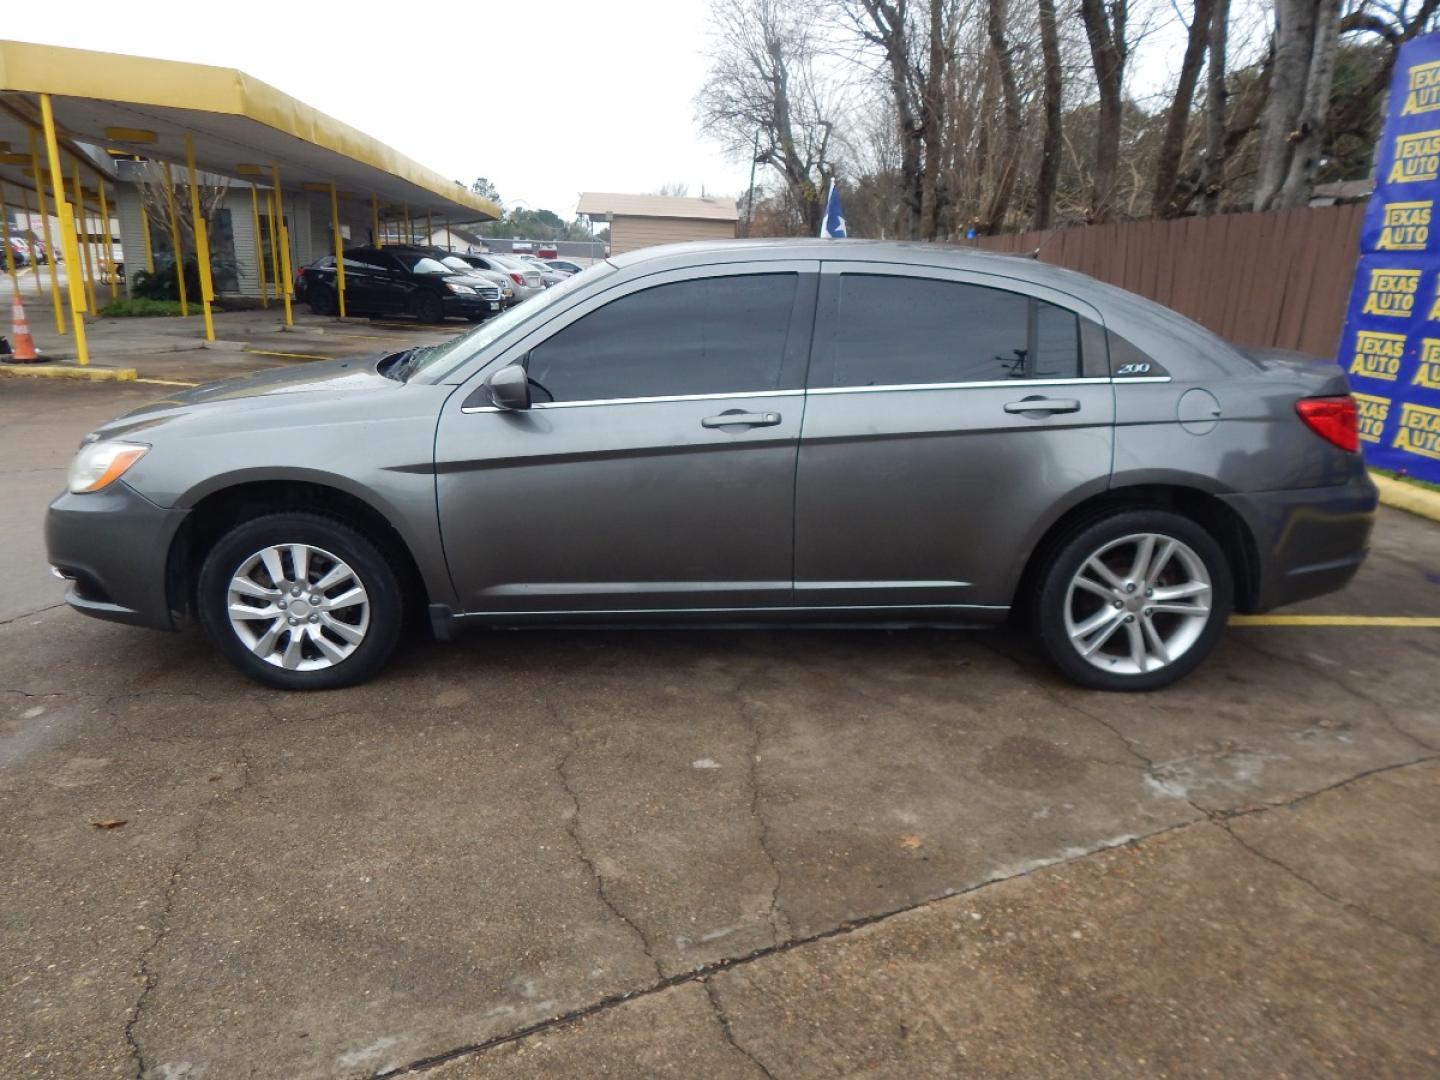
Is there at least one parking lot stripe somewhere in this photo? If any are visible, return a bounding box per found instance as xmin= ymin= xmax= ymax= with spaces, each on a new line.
xmin=245 ymin=349 xmax=334 ymax=361
xmin=1230 ymin=614 xmax=1440 ymax=627
xmin=131 ymin=378 xmax=199 ymax=387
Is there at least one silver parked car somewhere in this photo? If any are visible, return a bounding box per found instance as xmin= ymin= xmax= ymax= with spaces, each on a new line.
xmin=516 ymin=253 xmax=569 ymax=286
xmin=46 ymin=240 xmax=1375 ymax=691
xmin=455 ymin=253 xmax=545 ymax=302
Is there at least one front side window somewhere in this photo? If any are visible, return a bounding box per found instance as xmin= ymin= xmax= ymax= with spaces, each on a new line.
xmin=820 ymin=274 xmax=1082 ymax=387
xmin=526 ymin=273 xmax=799 ymax=403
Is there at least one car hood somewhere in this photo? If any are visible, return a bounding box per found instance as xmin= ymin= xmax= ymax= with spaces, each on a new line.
xmin=93 ymin=355 xmax=400 ymax=438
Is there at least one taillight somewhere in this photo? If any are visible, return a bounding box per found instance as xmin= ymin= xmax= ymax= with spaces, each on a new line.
xmin=510 ymin=272 xmax=525 ymax=285
xmin=1296 ymin=395 xmax=1359 ymax=452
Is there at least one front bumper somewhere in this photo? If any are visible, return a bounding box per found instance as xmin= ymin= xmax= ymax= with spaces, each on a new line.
xmin=45 ymin=481 xmax=189 ymax=630
xmin=442 ymin=294 xmax=503 ymax=318
xmin=1220 ymin=467 xmax=1379 ymax=613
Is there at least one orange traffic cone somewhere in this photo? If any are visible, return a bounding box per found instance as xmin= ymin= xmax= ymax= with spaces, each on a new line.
xmin=7 ymin=295 xmax=39 ymax=362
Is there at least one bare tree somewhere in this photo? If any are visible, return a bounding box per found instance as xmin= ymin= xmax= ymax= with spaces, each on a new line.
xmin=1252 ymin=0 xmax=1322 ymax=209
xmin=1276 ymin=0 xmax=1343 ymax=207
xmin=697 ymin=0 xmax=839 ymax=234
xmin=1198 ymin=0 xmax=1231 ymax=215
xmin=1152 ymin=0 xmax=1217 ymax=217
xmin=982 ymin=0 xmax=1025 ymax=231
xmin=1079 ymin=0 xmax=1130 ymax=222
xmin=1034 ymin=0 xmax=1064 ymax=229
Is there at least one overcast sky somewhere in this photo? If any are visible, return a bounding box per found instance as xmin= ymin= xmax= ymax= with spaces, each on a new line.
xmin=7 ymin=1 xmax=1232 ymax=222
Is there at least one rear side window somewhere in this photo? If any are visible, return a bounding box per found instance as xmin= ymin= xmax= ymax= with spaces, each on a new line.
xmin=527 ymin=273 xmax=799 ymax=403
xmin=818 ymin=274 xmax=1082 ymax=387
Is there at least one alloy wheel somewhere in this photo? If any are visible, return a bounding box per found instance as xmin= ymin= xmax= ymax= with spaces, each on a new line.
xmin=1063 ymin=532 xmax=1212 ymax=676
xmin=226 ymin=543 xmax=370 ymax=670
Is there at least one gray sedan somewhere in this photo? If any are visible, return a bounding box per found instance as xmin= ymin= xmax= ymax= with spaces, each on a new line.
xmin=46 ymin=240 xmax=1375 ymax=691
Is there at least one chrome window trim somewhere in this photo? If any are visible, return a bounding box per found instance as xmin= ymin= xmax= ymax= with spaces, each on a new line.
xmin=461 ymin=388 xmax=803 ymax=414
xmin=808 ymin=377 xmax=1108 ymax=396
xmin=459 ymin=378 xmax=1172 ymax=413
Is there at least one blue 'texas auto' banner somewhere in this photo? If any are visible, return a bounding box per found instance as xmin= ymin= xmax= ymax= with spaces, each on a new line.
xmin=1338 ymin=32 xmax=1440 ymax=481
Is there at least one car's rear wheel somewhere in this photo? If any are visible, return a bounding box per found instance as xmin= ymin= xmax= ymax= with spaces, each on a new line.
xmin=1033 ymin=510 xmax=1232 ymax=692
xmin=411 ymin=292 xmax=444 ymax=323
xmin=197 ymin=513 xmax=403 ymax=690
xmin=307 ymin=287 xmax=336 ymax=316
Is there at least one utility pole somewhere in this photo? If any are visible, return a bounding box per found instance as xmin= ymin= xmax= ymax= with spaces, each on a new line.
xmin=744 ymin=129 xmax=760 ymax=238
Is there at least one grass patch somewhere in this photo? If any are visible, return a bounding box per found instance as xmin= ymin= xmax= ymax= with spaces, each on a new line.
xmin=100 ymin=298 xmax=184 ymax=318
xmin=1372 ymin=466 xmax=1440 ymax=494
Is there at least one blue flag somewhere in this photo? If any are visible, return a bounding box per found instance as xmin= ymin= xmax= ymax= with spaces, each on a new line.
xmin=820 ymin=179 xmax=847 ymax=238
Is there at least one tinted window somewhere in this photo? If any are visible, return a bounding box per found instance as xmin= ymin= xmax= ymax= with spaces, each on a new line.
xmin=527 ymin=274 xmax=798 ymax=403
xmin=823 ymin=274 xmax=1081 ymax=387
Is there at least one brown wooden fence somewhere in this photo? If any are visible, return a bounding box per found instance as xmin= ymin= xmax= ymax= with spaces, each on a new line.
xmin=971 ymin=203 xmax=1366 ymax=358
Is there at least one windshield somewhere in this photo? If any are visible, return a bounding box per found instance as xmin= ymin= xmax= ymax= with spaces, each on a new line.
xmin=406 ymin=262 xmax=616 ymax=381
xmin=442 ymin=256 xmax=476 ymax=273
xmin=393 ymin=252 xmax=451 ymax=275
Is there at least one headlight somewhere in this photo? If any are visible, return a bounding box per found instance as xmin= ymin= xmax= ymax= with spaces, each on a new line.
xmin=67 ymin=441 xmax=149 ymax=494
xmin=446 ymin=283 xmax=476 ymax=295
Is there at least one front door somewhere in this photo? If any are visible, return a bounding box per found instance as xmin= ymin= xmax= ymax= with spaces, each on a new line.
xmin=434 ymin=264 xmax=818 ymax=615
xmin=794 ymin=264 xmax=1115 ymax=614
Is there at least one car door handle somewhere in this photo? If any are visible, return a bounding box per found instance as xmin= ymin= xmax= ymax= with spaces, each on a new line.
xmin=702 ymin=411 xmax=782 ymax=428
xmin=1004 ymin=397 xmax=1081 ymax=415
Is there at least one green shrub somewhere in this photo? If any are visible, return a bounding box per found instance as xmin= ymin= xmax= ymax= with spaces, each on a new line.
xmin=130 ymin=258 xmax=201 ymax=302
xmin=100 ymin=298 xmax=185 ymax=318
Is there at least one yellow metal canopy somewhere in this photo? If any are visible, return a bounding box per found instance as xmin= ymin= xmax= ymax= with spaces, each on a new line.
xmin=0 ymin=39 xmax=499 ymax=221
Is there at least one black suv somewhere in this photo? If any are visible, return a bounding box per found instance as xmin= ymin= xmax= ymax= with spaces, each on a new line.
xmin=297 ymin=246 xmax=503 ymax=323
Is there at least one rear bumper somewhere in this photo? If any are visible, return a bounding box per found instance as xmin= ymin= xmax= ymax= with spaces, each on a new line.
xmin=45 ymin=481 xmax=188 ymax=630
xmin=1220 ymin=467 xmax=1379 ymax=613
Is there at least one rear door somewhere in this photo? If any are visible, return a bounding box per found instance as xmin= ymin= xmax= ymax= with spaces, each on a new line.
xmin=435 ymin=262 xmax=819 ymax=614
xmin=794 ymin=263 xmax=1115 ymax=613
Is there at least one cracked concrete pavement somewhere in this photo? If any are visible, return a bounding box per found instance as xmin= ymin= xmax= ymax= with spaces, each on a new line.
xmin=2 ymin=377 xmax=1438 ymax=1078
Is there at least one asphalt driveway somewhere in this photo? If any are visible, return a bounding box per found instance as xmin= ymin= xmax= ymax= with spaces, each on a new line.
xmin=2 ymin=377 xmax=1437 ymax=1078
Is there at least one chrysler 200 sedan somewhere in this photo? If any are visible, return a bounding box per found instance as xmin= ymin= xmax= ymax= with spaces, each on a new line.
xmin=46 ymin=240 xmax=1376 ymax=692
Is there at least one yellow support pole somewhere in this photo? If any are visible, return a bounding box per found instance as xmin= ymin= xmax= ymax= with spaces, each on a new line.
xmin=183 ymin=135 xmax=215 ymax=341
xmin=328 ymin=181 xmax=346 ymax=318
xmin=140 ymin=200 xmax=155 ymax=274
xmin=19 ymin=183 xmax=42 ymax=295
xmin=266 ymin=187 xmax=282 ymax=315
xmin=249 ymin=183 xmax=268 ymax=307
xmin=371 ymin=194 xmax=380 ymax=247
xmin=97 ymin=180 xmax=117 ymax=303
xmin=0 ymin=183 xmax=18 ymax=298
xmin=271 ymin=164 xmax=292 ymax=327
xmin=28 ymin=128 xmax=64 ymax=333
xmin=38 ymin=94 xmax=87 ymax=363
xmin=426 ymin=209 xmax=433 ymax=245
xmin=72 ymin=164 xmax=98 ymax=316
xmin=160 ymin=163 xmax=188 ymax=316
xmin=443 ymin=216 xmax=451 ymax=252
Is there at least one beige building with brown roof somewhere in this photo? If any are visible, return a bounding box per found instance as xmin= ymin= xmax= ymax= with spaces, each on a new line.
xmin=577 ymin=192 xmax=738 ymax=255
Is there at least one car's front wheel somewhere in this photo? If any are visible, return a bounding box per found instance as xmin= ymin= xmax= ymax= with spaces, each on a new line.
xmin=197 ymin=513 xmax=403 ymax=690
xmin=1033 ymin=510 xmax=1233 ymax=692
xmin=411 ymin=292 xmax=444 ymax=323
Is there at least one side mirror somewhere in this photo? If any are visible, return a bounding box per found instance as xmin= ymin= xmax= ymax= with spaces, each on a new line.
xmin=487 ymin=361 xmax=532 ymax=411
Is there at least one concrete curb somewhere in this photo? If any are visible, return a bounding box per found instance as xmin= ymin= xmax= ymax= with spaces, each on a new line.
xmin=1371 ymin=472 xmax=1440 ymax=523
xmin=0 ymin=362 xmax=137 ymax=382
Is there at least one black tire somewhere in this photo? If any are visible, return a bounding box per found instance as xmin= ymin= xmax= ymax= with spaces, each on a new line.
xmin=196 ymin=512 xmax=404 ymax=691
xmin=1032 ymin=509 xmax=1233 ymax=692
xmin=411 ymin=292 xmax=444 ymax=324
xmin=308 ymin=287 xmax=337 ymax=316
